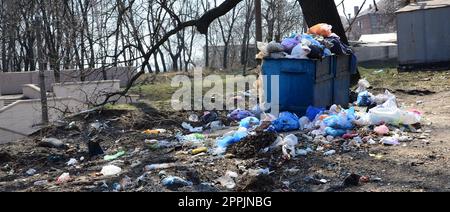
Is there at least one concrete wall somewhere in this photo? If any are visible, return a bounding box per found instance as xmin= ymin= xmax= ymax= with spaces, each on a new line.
xmin=53 ymin=80 xmax=121 ymax=106
xmin=0 ymin=67 xmax=136 ymax=95
xmin=0 ymin=97 xmax=88 ymax=144
xmin=354 ymin=44 xmax=398 ymax=62
xmin=22 ymin=84 xmax=42 ymax=99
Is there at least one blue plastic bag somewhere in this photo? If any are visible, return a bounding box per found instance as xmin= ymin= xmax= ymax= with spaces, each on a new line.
xmin=306 ymin=106 xmax=325 ymax=121
xmin=323 ymin=108 xmax=356 ymax=130
xmin=217 ymin=130 xmax=249 ymax=149
xmin=239 ymin=117 xmax=260 ymax=129
xmin=357 ymin=91 xmax=373 ymax=106
xmin=325 ymin=127 xmax=346 ymax=137
xmin=272 ymin=112 xmax=300 ymax=132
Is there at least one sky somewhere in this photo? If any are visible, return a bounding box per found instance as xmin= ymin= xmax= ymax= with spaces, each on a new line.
xmin=336 ymin=0 xmax=374 ymax=16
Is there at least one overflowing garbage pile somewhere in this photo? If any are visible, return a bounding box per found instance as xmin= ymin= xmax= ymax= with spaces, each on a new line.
xmin=0 ymin=79 xmax=426 ymax=192
xmin=208 ymin=80 xmax=422 ymax=161
xmin=256 ymin=23 xmax=353 ymax=60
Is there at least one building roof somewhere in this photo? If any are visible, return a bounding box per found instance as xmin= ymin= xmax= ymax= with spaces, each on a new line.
xmin=396 ymin=0 xmax=450 ymax=13
xmin=359 ymin=33 xmax=397 ymax=43
xmin=359 ymin=0 xmax=409 ymax=16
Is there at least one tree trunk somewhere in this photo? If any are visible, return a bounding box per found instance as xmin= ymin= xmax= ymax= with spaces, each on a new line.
xmin=205 ymin=29 xmax=209 ymax=68
xmin=158 ymin=49 xmax=167 ymax=73
xmin=36 ymin=18 xmax=49 ymax=125
xmin=298 ymin=0 xmax=349 ymax=45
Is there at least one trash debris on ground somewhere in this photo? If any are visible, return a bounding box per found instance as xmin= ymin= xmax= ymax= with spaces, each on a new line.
xmin=66 ymin=158 xmax=78 ymax=166
xmin=182 ymin=122 xmax=203 ymax=133
xmin=161 ymin=176 xmax=193 ymax=190
xmin=26 ymin=169 xmax=37 ymax=176
xmin=228 ymin=109 xmax=255 ymax=122
xmin=101 ymin=165 xmax=122 ymax=176
xmin=145 ymin=163 xmax=180 ymax=171
xmin=38 ymin=138 xmax=67 ymax=149
xmin=216 ymin=171 xmax=239 ymax=190
xmin=56 ymin=173 xmax=71 ymax=184
xmin=191 ymin=147 xmax=208 ymax=155
xmin=272 ymin=112 xmax=300 ymax=132
xmin=104 ymin=151 xmax=126 ymax=161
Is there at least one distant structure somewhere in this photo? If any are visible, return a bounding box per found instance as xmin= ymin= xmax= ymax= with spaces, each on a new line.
xmin=348 ymin=0 xmax=410 ymax=41
xmin=396 ymin=0 xmax=450 ymax=71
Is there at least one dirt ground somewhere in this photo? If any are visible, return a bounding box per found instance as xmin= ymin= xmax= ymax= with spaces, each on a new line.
xmin=0 ymin=69 xmax=449 ymax=192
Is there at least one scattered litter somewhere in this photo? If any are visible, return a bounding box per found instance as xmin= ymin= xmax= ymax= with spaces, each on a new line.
xmin=374 ymin=125 xmax=390 ymax=136
xmin=188 ymin=114 xmax=199 ymax=122
xmin=66 ymin=158 xmax=78 ymax=166
xmin=101 ymin=165 xmax=122 ymax=176
xmin=145 ymin=163 xmax=179 ymax=171
xmin=216 ymin=171 xmax=238 ymax=189
xmin=162 ymin=176 xmax=193 ymax=189
xmin=56 ymin=173 xmax=71 ymax=184
xmin=104 ymin=151 xmax=126 ymax=161
xmin=324 ymin=150 xmax=336 ymax=156
xmin=191 ymin=147 xmax=208 ymax=155
xmin=182 ymin=122 xmax=203 ymax=133
xmin=26 ymin=169 xmax=37 ymax=176
xmin=39 ymin=138 xmax=67 ymax=149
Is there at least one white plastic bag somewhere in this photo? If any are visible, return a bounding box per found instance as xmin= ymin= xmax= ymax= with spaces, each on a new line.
xmin=356 ymin=79 xmax=371 ymax=93
xmin=288 ymin=44 xmax=311 ymax=59
xmin=369 ymin=97 xmax=421 ymax=125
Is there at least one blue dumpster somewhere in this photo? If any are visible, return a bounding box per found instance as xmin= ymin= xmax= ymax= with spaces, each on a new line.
xmin=262 ymin=57 xmax=334 ymax=116
xmin=333 ymin=55 xmax=352 ymax=106
xmin=262 ymin=55 xmax=352 ymax=116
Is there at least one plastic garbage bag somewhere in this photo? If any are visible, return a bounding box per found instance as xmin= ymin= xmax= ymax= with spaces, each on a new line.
xmin=202 ymin=111 xmax=218 ymax=124
xmin=281 ymin=37 xmax=301 ymax=54
xmin=323 ymin=107 xmax=356 ymax=130
xmin=381 ymin=135 xmax=400 ymax=146
xmin=374 ymin=125 xmax=390 ymax=136
xmin=373 ymin=90 xmax=395 ymax=105
xmin=299 ymin=116 xmax=311 ymax=131
xmin=308 ymin=23 xmax=333 ymax=37
xmin=325 ymin=127 xmax=346 ymax=137
xmin=356 ymin=79 xmax=371 ymax=93
xmin=257 ymin=42 xmax=269 ymax=58
xmin=357 ymin=91 xmax=374 ymax=106
xmin=217 ymin=128 xmax=249 ymax=149
xmin=228 ymin=109 xmax=255 ymax=121
xmin=306 ymin=106 xmax=325 ymax=121
xmin=307 ymin=45 xmax=325 ymax=59
xmin=239 ymin=117 xmax=260 ymax=129
xmin=161 ymin=176 xmax=193 ymax=189
xmin=281 ymin=134 xmax=299 ymax=159
xmin=266 ymin=41 xmax=285 ymax=53
xmin=272 ymin=112 xmax=300 ymax=132
xmin=368 ymin=98 xmax=421 ymax=125
xmin=182 ymin=122 xmax=203 ymax=133
xmin=287 ymin=44 xmax=311 ymax=59
xmin=301 ymin=34 xmax=323 ymax=47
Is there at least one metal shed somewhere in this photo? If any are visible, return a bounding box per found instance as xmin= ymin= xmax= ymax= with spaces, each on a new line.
xmin=396 ymin=0 xmax=450 ymax=71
